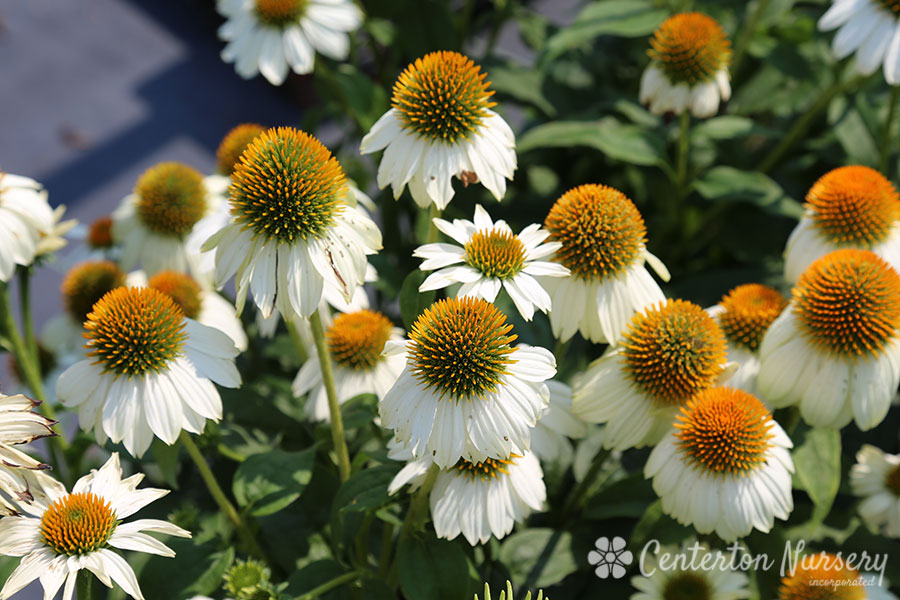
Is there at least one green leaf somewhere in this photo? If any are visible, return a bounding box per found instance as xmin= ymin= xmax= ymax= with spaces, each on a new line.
xmin=285 ymin=560 xmax=348 ymax=598
xmin=694 ymin=166 xmax=803 ymax=218
xmin=584 ymin=474 xmax=657 ymax=520
xmin=828 ymin=98 xmax=879 ymax=167
xmin=691 ymin=116 xmax=755 ymax=140
xmin=397 ymin=536 xmax=472 ymax=600
xmin=334 ymin=464 xmax=399 ymax=513
xmin=499 ymin=528 xmax=577 ymax=589
xmin=232 ymin=447 xmax=315 ymax=516
xmin=139 ymin=540 xmax=234 ymax=600
xmin=332 ymin=64 xmax=389 ymax=131
xmin=399 ymin=270 xmax=435 ymax=330
xmin=517 ymin=118 xmax=666 ymax=166
xmin=544 ymin=0 xmax=667 ymax=60
xmin=488 ymin=63 xmax=555 ymax=116
xmin=150 ymin=437 xmax=182 ymax=489
xmin=792 ymin=427 xmax=841 ymax=522
xmin=630 ymin=500 xmax=693 ymax=549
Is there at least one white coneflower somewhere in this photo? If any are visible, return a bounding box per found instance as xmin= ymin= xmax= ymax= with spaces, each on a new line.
xmin=707 ymin=283 xmax=788 ymax=398
xmin=203 ymin=127 xmax=381 ymax=323
xmin=218 ymin=0 xmax=362 ymax=85
xmin=127 ymin=269 xmax=248 ymax=352
xmin=639 ymin=13 xmax=732 ymax=118
xmin=58 ymin=215 xmax=118 ymax=271
xmin=215 ymin=123 xmax=266 ymax=177
xmin=41 ymin=260 xmax=126 ymax=357
xmin=530 ymin=380 xmax=589 ymax=465
xmin=0 ymin=454 xmax=190 ymax=600
xmin=541 ymin=184 xmax=669 ymax=344
xmin=573 ymin=299 xmax=728 ymax=450
xmin=56 ymin=287 xmax=241 ymax=457
xmin=851 ymin=444 xmax=900 ymax=538
xmin=293 ymin=309 xmax=405 ymax=422
xmin=784 ymin=166 xmax=900 ymax=283
xmin=431 ymin=452 xmax=545 ymax=546
xmin=184 ymin=124 xmax=267 ymax=285
xmin=386 ymin=444 xmax=546 ymax=546
xmin=113 ymin=162 xmax=228 ymax=277
xmin=818 ymin=0 xmax=900 ymax=84
xmin=645 ymin=387 xmax=794 ymax=542
xmin=778 ymin=552 xmax=898 ymax=600
xmin=758 ymin=249 xmax=900 ymax=430
xmin=380 ymin=297 xmax=555 ymax=468
xmin=631 ymin=542 xmax=750 ymax=600
xmin=415 ymin=205 xmax=568 ymax=321
xmin=360 ymin=51 xmax=516 ymax=210
xmin=0 ymin=392 xmax=56 ymax=505
xmin=0 ymin=173 xmax=59 ymax=282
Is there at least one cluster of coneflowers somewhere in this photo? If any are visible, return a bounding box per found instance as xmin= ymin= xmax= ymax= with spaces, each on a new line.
xmin=2 ymin=1 xmax=900 ymax=599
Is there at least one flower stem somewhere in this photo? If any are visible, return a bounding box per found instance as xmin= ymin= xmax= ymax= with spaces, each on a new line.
xmin=561 ymin=448 xmax=611 ymax=520
xmin=17 ymin=268 xmax=39 ymax=377
xmin=0 ymin=281 xmax=66 ymax=455
xmin=730 ymin=0 xmax=770 ymax=78
xmin=76 ymin=570 xmax=93 ymax=600
xmin=424 ymin=204 xmax=441 ymax=245
xmin=756 ymin=75 xmax=864 ymax=174
xmin=377 ymin=522 xmax=395 ymax=577
xmin=398 ymin=463 xmax=440 ymax=541
xmin=879 ymin=85 xmax=900 ymax=174
xmin=297 ymin=570 xmax=363 ymax=600
xmin=389 ymin=463 xmax=440 ymax=587
xmin=309 ymin=308 xmax=351 ymax=482
xmin=674 ymin=111 xmax=691 ymax=200
xmin=286 ymin=318 xmax=309 ymax=364
xmin=180 ymin=432 xmax=266 ymax=559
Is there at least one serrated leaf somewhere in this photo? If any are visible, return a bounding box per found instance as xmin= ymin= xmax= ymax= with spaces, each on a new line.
xmin=232 ymin=447 xmax=315 ymax=516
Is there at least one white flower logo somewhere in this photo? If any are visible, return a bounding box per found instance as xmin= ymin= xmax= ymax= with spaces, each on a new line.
xmin=588 ymin=536 xmax=633 ymax=579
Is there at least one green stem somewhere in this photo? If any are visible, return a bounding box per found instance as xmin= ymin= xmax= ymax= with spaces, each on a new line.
xmin=298 ymin=570 xmax=363 ymax=600
xmin=675 ymin=111 xmax=691 ymax=200
xmin=561 ymin=448 xmax=611 ymax=519
xmin=552 ymin=337 xmax=570 ymax=365
xmin=879 ymin=85 xmax=900 ymax=174
xmin=377 ymin=522 xmax=395 ymax=578
xmin=730 ymin=0 xmax=770 ymax=78
xmin=0 ymin=282 xmax=67 ymax=457
xmin=756 ymin=75 xmax=863 ymax=174
xmin=458 ymin=0 xmax=476 ymax=49
xmin=287 ymin=318 xmax=310 ymax=364
xmin=424 ymin=204 xmax=441 ymax=245
xmin=180 ymin=432 xmax=266 ymax=559
xmin=398 ymin=463 xmax=440 ymax=541
xmin=76 ymin=570 xmax=93 ymax=600
xmin=17 ymin=268 xmax=39 ymax=376
xmin=309 ymin=309 xmax=352 ymax=482
xmin=390 ymin=463 xmax=440 ymax=587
